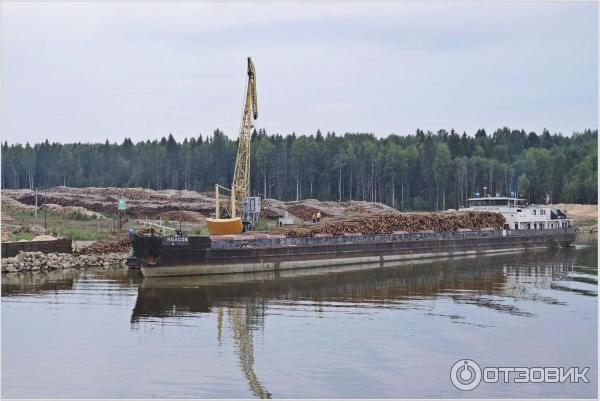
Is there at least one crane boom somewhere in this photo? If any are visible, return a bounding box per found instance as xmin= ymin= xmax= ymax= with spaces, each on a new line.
xmin=231 ymin=57 xmax=257 ymax=218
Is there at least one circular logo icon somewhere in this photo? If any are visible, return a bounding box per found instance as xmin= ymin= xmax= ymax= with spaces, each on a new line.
xmin=450 ymin=359 xmax=482 ymax=391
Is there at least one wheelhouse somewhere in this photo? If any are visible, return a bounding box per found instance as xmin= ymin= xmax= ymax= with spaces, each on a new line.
xmin=460 ymin=195 xmax=573 ymax=231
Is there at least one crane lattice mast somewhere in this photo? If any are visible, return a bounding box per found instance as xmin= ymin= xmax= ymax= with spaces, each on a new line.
xmin=230 ymin=57 xmax=257 ymax=218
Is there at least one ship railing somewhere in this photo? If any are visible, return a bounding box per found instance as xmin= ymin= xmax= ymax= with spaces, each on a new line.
xmin=506 ymin=227 xmax=576 ymax=237
xmin=210 ymin=227 xmax=574 ymax=249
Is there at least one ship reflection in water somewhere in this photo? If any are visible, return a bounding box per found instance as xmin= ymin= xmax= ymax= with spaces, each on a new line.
xmin=130 ymin=247 xmax=596 ymax=398
xmin=131 ymin=250 xmax=588 ymax=322
xmin=2 ymin=242 xmax=597 ymax=399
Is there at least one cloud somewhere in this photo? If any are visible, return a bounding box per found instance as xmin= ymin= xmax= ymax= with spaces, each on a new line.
xmin=1 ymin=2 xmax=597 ymax=144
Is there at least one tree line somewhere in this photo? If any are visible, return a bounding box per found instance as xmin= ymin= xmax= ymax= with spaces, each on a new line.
xmin=2 ymin=127 xmax=597 ymax=210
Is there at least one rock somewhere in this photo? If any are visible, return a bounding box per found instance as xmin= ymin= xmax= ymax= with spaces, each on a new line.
xmin=2 ymin=264 xmax=18 ymax=273
xmin=2 ymin=251 xmax=127 ymax=273
xmin=29 ymin=225 xmax=47 ymax=235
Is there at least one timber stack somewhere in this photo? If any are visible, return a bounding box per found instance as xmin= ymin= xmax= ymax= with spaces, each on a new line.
xmin=272 ymin=212 xmax=505 ymax=237
xmin=78 ymin=227 xmax=159 ymax=255
xmin=80 ymin=238 xmax=132 ymax=255
xmin=286 ymin=204 xmax=332 ymax=221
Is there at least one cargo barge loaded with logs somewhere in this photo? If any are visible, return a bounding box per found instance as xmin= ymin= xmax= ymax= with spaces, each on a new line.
xmin=129 ymin=197 xmax=576 ymax=278
xmin=127 ymin=60 xmax=575 ymax=278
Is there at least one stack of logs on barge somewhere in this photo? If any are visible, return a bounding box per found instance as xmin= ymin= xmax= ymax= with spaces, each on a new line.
xmin=271 ymin=212 xmax=505 ymax=237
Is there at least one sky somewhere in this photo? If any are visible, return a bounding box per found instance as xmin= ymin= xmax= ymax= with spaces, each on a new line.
xmin=1 ymin=1 xmax=597 ymax=144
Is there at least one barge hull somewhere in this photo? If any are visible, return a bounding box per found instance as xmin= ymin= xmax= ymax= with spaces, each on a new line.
xmin=140 ymin=247 xmax=535 ymax=277
xmin=136 ymin=229 xmax=575 ymax=278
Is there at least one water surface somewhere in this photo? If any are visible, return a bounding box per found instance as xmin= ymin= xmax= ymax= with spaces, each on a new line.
xmin=2 ymin=239 xmax=597 ymax=398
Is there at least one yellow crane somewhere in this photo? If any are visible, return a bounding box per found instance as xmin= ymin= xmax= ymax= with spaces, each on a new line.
xmin=207 ymin=57 xmax=260 ymax=235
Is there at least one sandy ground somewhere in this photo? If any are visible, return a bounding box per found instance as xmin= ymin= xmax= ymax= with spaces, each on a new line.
xmin=550 ymin=204 xmax=597 ymax=222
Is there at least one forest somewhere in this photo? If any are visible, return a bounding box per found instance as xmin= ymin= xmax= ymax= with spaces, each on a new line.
xmin=1 ymin=127 xmax=597 ymax=210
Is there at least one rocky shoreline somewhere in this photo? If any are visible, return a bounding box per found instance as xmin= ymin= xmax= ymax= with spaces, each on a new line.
xmin=1 ymin=252 xmax=127 ymax=273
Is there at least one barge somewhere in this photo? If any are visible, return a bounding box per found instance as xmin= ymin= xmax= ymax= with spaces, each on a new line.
xmin=130 ymin=228 xmax=575 ymax=277
xmin=129 ymin=196 xmax=576 ymax=278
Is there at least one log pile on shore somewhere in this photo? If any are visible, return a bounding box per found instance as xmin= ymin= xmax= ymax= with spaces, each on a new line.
xmin=2 ymin=187 xmax=401 ymax=224
xmin=159 ymin=210 xmax=206 ymax=223
xmin=80 ymin=239 xmax=132 ymax=255
xmin=272 ymin=212 xmax=505 ymax=237
xmin=286 ymin=204 xmax=333 ymax=221
xmin=78 ymin=227 xmax=159 ymax=255
xmin=1 ymin=251 xmax=127 ymax=273
xmin=5 ymin=187 xmax=216 ymax=219
xmin=1 ymin=195 xmax=35 ymax=213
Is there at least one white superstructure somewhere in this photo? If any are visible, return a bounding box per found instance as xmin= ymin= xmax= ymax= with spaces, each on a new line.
xmin=459 ymin=196 xmax=573 ymax=230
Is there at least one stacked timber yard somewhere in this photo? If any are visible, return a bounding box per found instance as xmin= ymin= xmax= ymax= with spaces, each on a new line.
xmin=1 ymin=186 xmax=594 ymax=274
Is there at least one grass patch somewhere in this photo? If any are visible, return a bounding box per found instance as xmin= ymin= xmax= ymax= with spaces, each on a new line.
xmin=576 ymin=218 xmax=597 ymax=227
xmin=70 ymin=211 xmax=97 ymax=221
xmin=191 ymin=225 xmax=209 ymax=236
xmin=9 ymin=210 xmax=36 ymax=220
xmin=7 ymin=232 xmax=36 ymax=242
xmin=49 ymin=228 xmax=107 ymax=241
xmin=255 ymin=218 xmax=277 ymax=232
xmin=6 ymin=210 xmax=118 ymax=241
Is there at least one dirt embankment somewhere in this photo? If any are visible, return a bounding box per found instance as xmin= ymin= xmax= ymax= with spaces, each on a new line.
xmin=2 ymin=187 xmax=399 ymax=223
xmin=9 ymin=186 xmax=592 ymax=234
xmin=263 ymin=198 xmax=398 ymax=221
xmin=550 ymin=204 xmax=597 ymax=224
xmin=3 ymin=187 xmax=216 ymax=219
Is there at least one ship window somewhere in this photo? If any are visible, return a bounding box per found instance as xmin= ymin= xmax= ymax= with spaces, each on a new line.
xmin=514 ymin=223 xmax=518 ymax=230
xmin=517 ymin=209 xmax=522 ymax=212
xmin=471 ymin=199 xmax=512 ymax=207
xmin=533 ymin=210 xmax=537 ymax=215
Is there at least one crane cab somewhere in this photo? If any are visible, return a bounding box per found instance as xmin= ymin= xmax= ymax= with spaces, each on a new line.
xmin=242 ymin=196 xmax=261 ymax=231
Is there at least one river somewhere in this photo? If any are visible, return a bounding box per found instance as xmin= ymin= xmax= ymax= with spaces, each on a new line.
xmin=2 ymin=237 xmax=597 ymax=398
